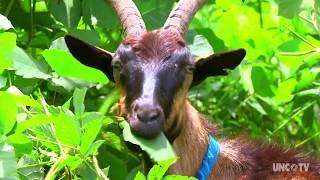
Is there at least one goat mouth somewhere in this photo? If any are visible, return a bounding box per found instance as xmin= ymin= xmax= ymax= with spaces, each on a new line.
xmin=128 ymin=116 xmax=164 ymax=138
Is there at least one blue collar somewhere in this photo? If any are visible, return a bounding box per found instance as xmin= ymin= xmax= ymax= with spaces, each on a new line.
xmin=197 ymin=136 xmax=220 ymax=180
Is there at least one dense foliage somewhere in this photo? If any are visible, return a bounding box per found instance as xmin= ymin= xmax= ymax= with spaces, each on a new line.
xmin=0 ymin=0 xmax=319 ymax=179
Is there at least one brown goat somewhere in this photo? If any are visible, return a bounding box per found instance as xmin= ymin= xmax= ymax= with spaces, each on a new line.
xmin=64 ymin=0 xmax=320 ymax=179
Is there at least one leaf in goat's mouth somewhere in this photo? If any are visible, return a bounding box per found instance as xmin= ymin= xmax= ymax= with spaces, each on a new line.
xmin=119 ymin=121 xmax=176 ymax=162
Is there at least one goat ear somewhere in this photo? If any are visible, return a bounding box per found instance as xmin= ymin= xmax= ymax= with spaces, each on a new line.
xmin=64 ymin=35 xmax=114 ymax=82
xmin=191 ymin=48 xmax=246 ymax=87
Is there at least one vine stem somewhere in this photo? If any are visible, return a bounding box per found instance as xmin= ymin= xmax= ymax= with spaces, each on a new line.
xmin=92 ymin=156 xmax=109 ymax=180
xmin=17 ymin=161 xmax=54 ymax=170
xmin=271 ymin=101 xmax=316 ymax=136
xmin=27 ymin=135 xmax=77 ymax=150
xmin=283 ymin=24 xmax=317 ymax=48
xmin=44 ymin=154 xmax=67 ymax=180
xmin=295 ymin=132 xmax=320 ymax=148
xmin=278 ymin=50 xmax=314 ymax=56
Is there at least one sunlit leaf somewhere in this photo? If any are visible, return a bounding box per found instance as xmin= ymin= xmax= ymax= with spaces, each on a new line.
xmin=0 ymin=32 xmax=16 ymax=70
xmin=147 ymin=158 xmax=176 ymax=179
xmin=134 ymin=171 xmax=146 ymax=180
xmin=275 ymin=78 xmax=297 ymax=103
xmin=0 ymin=93 xmax=17 ymax=135
xmin=80 ymin=117 xmax=103 ymax=156
xmin=54 ymin=113 xmax=81 ymax=147
xmin=42 ymin=49 xmax=108 ymax=84
xmin=83 ymin=140 xmax=105 ymax=157
xmin=0 ymin=14 xmax=13 ymax=30
xmin=55 ymin=156 xmax=83 ymax=176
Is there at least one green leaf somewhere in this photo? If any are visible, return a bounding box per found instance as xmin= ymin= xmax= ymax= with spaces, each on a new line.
xmin=50 ymin=37 xmax=69 ymax=51
xmin=251 ymin=66 xmax=275 ymax=97
xmin=135 ymin=0 xmax=175 ymax=29
xmin=247 ymin=99 xmax=267 ymax=115
xmin=49 ymin=76 xmax=95 ymax=92
xmin=0 ymin=32 xmax=16 ymax=70
xmin=0 ymin=75 xmax=6 ymax=89
xmin=56 ymin=156 xmax=83 ymax=173
xmin=0 ymin=143 xmax=17 ymax=179
xmin=82 ymin=0 xmax=118 ymax=28
xmin=296 ymin=89 xmax=320 ymax=96
xmin=80 ymin=117 xmax=103 ymax=156
xmin=102 ymin=167 xmax=110 ymax=177
xmin=134 ymin=171 xmax=146 ymax=180
xmin=7 ymin=133 xmax=32 ymax=157
xmin=83 ymin=140 xmax=105 ymax=157
xmin=54 ymin=113 xmax=81 ymax=147
xmin=188 ymin=35 xmax=214 ymax=57
xmin=42 ymin=49 xmax=108 ymax=84
xmin=147 ymin=158 xmax=176 ymax=179
xmin=79 ymin=163 xmax=98 ymax=180
xmin=16 ymin=115 xmax=57 ymax=133
xmin=295 ymin=69 xmax=314 ymax=91
xmin=275 ymin=78 xmax=297 ymax=103
xmin=47 ymin=0 xmax=81 ymax=28
xmin=120 ymin=121 xmax=176 ymax=162
xmin=17 ymin=155 xmax=44 ymax=180
xmin=73 ymin=88 xmax=87 ymax=117
xmin=2 ymin=88 xmax=41 ymax=109
xmin=0 ymin=14 xmax=13 ymax=30
xmin=63 ymin=97 xmax=72 ymax=109
xmin=12 ymin=47 xmax=51 ymax=79
xmin=102 ymin=131 xmax=124 ymax=152
xmin=279 ymin=0 xmax=314 ymax=19
xmin=0 ymin=93 xmax=17 ymax=135
xmin=193 ymin=28 xmax=228 ymax=52
xmin=302 ymin=105 xmax=314 ymax=127
xmin=69 ymin=29 xmax=100 ymax=46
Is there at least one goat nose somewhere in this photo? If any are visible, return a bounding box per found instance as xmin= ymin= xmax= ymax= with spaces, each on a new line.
xmin=135 ymin=104 xmax=162 ymax=122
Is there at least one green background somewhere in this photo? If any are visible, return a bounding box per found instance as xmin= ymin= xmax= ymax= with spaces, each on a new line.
xmin=0 ymin=0 xmax=319 ymax=179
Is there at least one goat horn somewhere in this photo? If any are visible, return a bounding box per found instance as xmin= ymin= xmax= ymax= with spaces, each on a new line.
xmin=163 ymin=0 xmax=205 ymax=36
xmin=109 ymin=0 xmax=146 ymax=37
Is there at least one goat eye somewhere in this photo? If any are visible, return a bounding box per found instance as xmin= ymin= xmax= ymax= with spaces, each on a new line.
xmin=185 ymin=64 xmax=194 ymax=73
xmin=113 ymin=62 xmax=122 ymax=70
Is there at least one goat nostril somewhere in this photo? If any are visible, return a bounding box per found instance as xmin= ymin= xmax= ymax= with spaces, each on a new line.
xmin=149 ymin=110 xmax=160 ymax=121
xmin=133 ymin=104 xmax=139 ymax=112
xmin=136 ymin=108 xmax=162 ymax=122
xmin=137 ymin=112 xmax=142 ymax=121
